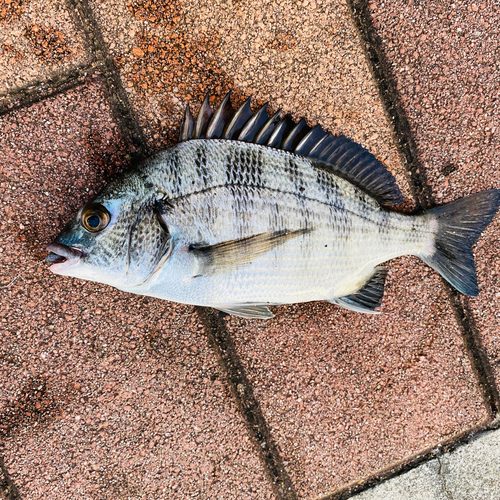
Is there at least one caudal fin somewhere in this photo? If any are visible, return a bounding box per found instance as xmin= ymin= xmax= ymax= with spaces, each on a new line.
xmin=421 ymin=189 xmax=500 ymax=296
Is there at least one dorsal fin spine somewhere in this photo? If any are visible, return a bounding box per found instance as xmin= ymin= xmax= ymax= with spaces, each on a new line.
xmin=179 ymin=104 xmax=194 ymax=142
xmin=281 ymin=118 xmax=309 ymax=151
xmin=206 ymin=91 xmax=234 ymax=139
xmin=255 ymin=110 xmax=282 ymax=144
xmin=266 ymin=117 xmax=291 ymax=148
xmin=223 ymin=97 xmax=253 ymax=139
xmin=194 ymin=93 xmax=214 ymax=139
xmin=237 ymin=104 xmax=269 ymax=142
xmin=308 ymin=132 xmax=333 ymax=158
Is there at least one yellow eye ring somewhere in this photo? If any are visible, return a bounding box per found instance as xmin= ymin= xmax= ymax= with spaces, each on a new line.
xmin=81 ymin=204 xmax=110 ymax=232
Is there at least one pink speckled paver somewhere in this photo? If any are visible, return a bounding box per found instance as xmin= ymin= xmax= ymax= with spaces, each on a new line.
xmin=0 ymin=0 xmax=90 ymax=95
xmin=369 ymin=0 xmax=500 ymax=388
xmin=0 ymin=79 xmax=272 ymax=499
xmin=226 ymin=257 xmax=489 ymax=499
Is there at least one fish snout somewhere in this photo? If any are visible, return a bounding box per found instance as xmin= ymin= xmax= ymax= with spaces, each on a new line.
xmin=46 ymin=243 xmax=83 ymax=272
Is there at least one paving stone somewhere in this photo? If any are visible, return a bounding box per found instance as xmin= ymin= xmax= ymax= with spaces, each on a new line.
xmin=89 ymin=0 xmax=413 ymax=202
xmin=369 ymin=0 xmax=500 ymax=387
xmin=0 ymin=0 xmax=91 ymax=95
xmin=226 ymin=257 xmax=489 ymax=499
xmin=0 ymin=79 xmax=272 ymax=500
xmin=353 ymin=428 xmax=500 ymax=500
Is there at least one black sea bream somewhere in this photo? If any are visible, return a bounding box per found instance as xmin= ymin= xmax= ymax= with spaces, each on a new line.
xmin=46 ymin=92 xmax=500 ymax=319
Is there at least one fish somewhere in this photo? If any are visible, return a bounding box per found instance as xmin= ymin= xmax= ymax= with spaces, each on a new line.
xmin=46 ymin=91 xmax=500 ymax=319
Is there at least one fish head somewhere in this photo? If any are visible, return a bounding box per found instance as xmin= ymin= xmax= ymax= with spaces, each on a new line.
xmin=46 ymin=172 xmax=171 ymax=288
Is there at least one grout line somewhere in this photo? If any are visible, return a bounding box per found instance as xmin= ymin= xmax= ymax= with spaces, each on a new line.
xmin=63 ymin=1 xmax=298 ymax=498
xmin=346 ymin=0 xmax=432 ymax=212
xmin=0 ymin=453 xmax=22 ymax=500
xmin=197 ymin=308 xmax=298 ymax=500
xmin=317 ymin=418 xmax=491 ymax=500
xmin=65 ymin=0 xmax=150 ymax=161
xmin=447 ymin=293 xmax=500 ymax=414
xmin=0 ymin=62 xmax=99 ymax=117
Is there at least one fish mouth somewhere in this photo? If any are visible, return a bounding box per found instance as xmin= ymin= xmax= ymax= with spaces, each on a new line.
xmin=46 ymin=243 xmax=84 ymax=274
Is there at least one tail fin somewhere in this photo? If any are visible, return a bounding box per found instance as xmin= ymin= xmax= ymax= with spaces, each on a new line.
xmin=421 ymin=189 xmax=500 ymax=296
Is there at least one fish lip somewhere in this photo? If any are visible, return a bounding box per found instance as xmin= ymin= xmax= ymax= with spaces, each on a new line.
xmin=46 ymin=243 xmax=84 ymax=273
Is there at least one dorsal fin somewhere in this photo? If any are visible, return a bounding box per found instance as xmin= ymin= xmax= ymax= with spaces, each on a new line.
xmin=179 ymin=91 xmax=403 ymax=207
xmin=223 ymin=97 xmax=253 ymax=139
xmin=193 ymin=93 xmax=214 ymax=139
xmin=254 ymin=110 xmax=282 ymax=144
xmin=206 ymin=91 xmax=234 ymax=139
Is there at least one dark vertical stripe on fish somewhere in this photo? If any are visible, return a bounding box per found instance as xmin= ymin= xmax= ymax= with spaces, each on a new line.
xmin=287 ymin=156 xmax=305 ymax=195
xmin=225 ymin=146 xmax=236 ymax=185
xmin=333 ymin=205 xmax=352 ymax=242
xmin=226 ymin=144 xmax=264 ymax=187
xmin=316 ymin=167 xmax=344 ymax=212
xmin=229 ymin=184 xmax=245 ymax=239
xmin=195 ymin=143 xmax=210 ymax=187
xmin=170 ymin=147 xmax=182 ymax=197
xmin=316 ymin=168 xmax=330 ymax=202
xmin=377 ymin=210 xmax=391 ymax=238
xmin=252 ymin=148 xmax=264 ymax=186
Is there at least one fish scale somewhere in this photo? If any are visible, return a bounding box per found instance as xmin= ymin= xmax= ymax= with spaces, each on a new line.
xmin=46 ymin=92 xmax=500 ymax=319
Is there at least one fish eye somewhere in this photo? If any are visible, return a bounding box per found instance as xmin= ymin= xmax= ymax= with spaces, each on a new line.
xmin=81 ymin=204 xmax=110 ymax=232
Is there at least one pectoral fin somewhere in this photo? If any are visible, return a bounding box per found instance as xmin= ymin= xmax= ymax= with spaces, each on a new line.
xmin=190 ymin=229 xmax=310 ymax=276
xmin=328 ymin=267 xmax=387 ymax=314
xmin=214 ymin=305 xmax=275 ymax=319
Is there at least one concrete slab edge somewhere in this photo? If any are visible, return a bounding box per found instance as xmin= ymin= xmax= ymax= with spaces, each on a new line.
xmin=319 ymin=417 xmax=492 ymax=500
xmin=351 ymin=427 xmax=500 ymax=500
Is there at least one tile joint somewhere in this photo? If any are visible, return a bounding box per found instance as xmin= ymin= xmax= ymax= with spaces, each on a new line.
xmin=0 ymin=453 xmax=22 ymax=500
xmin=65 ymin=0 xmax=150 ymax=161
xmin=0 ymin=62 xmax=99 ymax=117
xmin=197 ymin=307 xmax=298 ymax=500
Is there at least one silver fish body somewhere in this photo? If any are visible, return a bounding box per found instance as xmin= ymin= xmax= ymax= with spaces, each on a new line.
xmin=47 ymin=93 xmax=500 ymax=319
xmin=134 ymin=140 xmax=431 ymax=306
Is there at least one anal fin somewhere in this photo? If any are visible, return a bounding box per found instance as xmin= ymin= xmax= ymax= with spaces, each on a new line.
xmin=328 ymin=267 xmax=387 ymax=314
xmin=214 ymin=305 xmax=275 ymax=319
